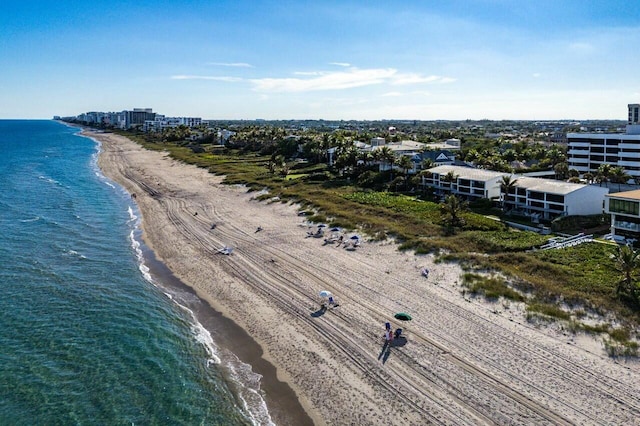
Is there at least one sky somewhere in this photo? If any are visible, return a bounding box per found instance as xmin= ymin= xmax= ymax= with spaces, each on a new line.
xmin=1 ymin=0 xmax=639 ymax=120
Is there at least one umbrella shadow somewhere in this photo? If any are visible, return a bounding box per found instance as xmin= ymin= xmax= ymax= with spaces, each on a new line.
xmin=390 ymin=336 xmax=407 ymax=347
xmin=310 ymin=306 xmax=327 ymax=317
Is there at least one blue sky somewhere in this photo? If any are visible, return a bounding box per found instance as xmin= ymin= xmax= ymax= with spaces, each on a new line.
xmin=1 ymin=0 xmax=639 ymax=120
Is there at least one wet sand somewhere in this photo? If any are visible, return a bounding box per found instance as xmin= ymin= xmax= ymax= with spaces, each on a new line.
xmin=140 ymin=242 xmax=313 ymax=426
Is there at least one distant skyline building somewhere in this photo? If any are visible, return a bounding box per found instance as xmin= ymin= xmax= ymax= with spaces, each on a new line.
xmin=567 ymin=103 xmax=640 ymax=178
xmin=124 ymin=108 xmax=155 ymax=129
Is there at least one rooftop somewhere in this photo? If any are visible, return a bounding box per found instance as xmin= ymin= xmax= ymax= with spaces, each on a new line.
xmin=429 ymin=165 xmax=505 ymax=181
xmin=607 ymin=189 xmax=640 ymax=200
xmin=512 ymin=176 xmax=589 ymax=195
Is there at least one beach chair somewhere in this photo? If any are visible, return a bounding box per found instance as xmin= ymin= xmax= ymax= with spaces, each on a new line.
xmin=217 ymin=246 xmax=233 ymax=255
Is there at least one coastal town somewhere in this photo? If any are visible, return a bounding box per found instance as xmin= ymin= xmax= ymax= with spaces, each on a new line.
xmin=7 ymin=2 xmax=640 ymax=424
xmin=62 ymin=104 xmax=640 ymax=244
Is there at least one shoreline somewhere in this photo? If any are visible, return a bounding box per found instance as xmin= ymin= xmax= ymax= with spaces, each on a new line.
xmin=138 ymin=240 xmax=314 ymax=426
xmin=90 ymin=128 xmax=640 ymax=425
xmin=88 ymin=129 xmax=315 ymax=425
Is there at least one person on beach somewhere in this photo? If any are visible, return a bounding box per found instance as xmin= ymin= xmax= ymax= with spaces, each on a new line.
xmin=211 ymin=223 xmax=217 ymax=229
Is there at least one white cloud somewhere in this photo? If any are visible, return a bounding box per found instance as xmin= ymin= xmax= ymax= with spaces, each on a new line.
xmin=293 ymin=71 xmax=325 ymax=76
xmin=171 ymin=67 xmax=455 ymax=94
xmin=392 ymin=74 xmax=456 ymax=85
xmin=208 ymin=62 xmax=254 ymax=68
xmin=532 ymin=73 xmax=541 ymax=78
xmin=329 ymin=62 xmax=351 ymax=67
xmin=381 ymin=91 xmax=404 ymax=97
xmin=250 ymin=68 xmax=397 ymax=92
xmin=171 ymin=75 xmax=242 ymax=82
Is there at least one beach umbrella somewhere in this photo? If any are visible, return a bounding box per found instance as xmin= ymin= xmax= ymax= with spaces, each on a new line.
xmin=330 ymin=227 xmax=341 ymax=232
xmin=319 ymin=290 xmax=332 ymax=298
xmin=394 ymin=312 xmax=412 ymax=322
xmin=317 ymin=224 xmax=327 ymax=228
xmin=350 ymin=235 xmax=361 ymax=240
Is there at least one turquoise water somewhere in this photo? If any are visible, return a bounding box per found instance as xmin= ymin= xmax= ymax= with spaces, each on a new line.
xmin=0 ymin=120 xmax=268 ymax=425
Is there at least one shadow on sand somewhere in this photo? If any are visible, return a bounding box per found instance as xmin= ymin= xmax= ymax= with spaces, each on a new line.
xmin=378 ymin=341 xmax=392 ymax=364
xmin=377 ymin=336 xmax=408 ymax=364
xmin=310 ymin=307 xmax=327 ymax=317
xmin=391 ymin=336 xmax=408 ymax=347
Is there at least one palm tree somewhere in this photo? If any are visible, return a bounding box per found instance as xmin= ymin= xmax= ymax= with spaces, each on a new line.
xmin=583 ymin=172 xmax=595 ymax=184
xmin=610 ymin=166 xmax=631 ymax=191
xmin=421 ymin=158 xmax=434 ymax=171
xmin=440 ymin=171 xmax=458 ymax=195
xmin=597 ymin=164 xmax=613 ymax=187
xmin=376 ymin=146 xmax=396 ymax=180
xmin=440 ymin=194 xmax=467 ymax=232
xmin=398 ymin=155 xmax=415 ymax=176
xmin=554 ymin=162 xmax=569 ymax=180
xmin=418 ymin=169 xmax=433 ymax=196
xmin=612 ymin=245 xmax=640 ymax=299
xmin=499 ymin=175 xmax=518 ymax=211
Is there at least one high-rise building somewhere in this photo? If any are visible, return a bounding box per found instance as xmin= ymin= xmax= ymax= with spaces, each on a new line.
xmin=566 ymin=104 xmax=640 ymax=178
xmin=123 ymin=108 xmax=155 ymax=129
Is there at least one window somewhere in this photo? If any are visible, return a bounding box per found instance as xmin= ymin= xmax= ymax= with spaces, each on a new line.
xmin=548 ymin=203 xmax=565 ymax=212
xmin=529 ymin=191 xmax=544 ymax=200
xmin=546 ymin=193 xmax=564 ymax=203
xmin=609 ymin=198 xmax=640 ymax=216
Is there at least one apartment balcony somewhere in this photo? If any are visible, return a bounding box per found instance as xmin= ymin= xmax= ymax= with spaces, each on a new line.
xmin=617 ymin=160 xmax=640 ymax=168
xmin=568 ymin=142 xmax=591 ymax=148
xmin=567 ymin=157 xmax=589 ymax=164
xmin=505 ymin=201 xmax=567 ymax=215
xmin=614 ymin=220 xmax=640 ymax=233
xmin=567 ymin=149 xmax=590 ymax=155
xmin=619 ymin=143 xmax=640 ymax=150
xmin=618 ymin=152 xmax=640 ymax=158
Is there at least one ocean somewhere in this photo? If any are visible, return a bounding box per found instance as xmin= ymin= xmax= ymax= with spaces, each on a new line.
xmin=0 ymin=120 xmax=272 ymax=425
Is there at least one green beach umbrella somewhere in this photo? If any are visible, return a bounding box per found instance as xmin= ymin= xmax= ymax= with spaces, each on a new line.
xmin=394 ymin=312 xmax=412 ymax=322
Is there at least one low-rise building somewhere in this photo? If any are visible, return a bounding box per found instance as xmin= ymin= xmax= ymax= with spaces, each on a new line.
xmin=423 ymin=165 xmax=609 ymax=220
xmin=423 ymin=165 xmax=505 ymax=201
xmin=503 ymin=176 xmax=609 ymax=220
xmin=604 ymin=189 xmax=640 ymax=240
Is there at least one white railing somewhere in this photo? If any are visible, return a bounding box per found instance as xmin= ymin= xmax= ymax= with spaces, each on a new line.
xmin=539 ymin=233 xmax=594 ymax=250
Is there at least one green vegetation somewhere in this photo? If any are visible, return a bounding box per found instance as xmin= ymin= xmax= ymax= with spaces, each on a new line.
xmin=462 ymin=273 xmax=525 ymax=301
xmin=108 ymin=126 xmax=639 ymax=349
xmin=526 ymin=302 xmax=572 ymax=320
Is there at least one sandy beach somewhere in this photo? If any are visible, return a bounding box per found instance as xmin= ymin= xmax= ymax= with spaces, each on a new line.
xmin=92 ymin=129 xmax=640 ymax=425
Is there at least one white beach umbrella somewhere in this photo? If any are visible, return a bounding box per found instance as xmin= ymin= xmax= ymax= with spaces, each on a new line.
xmin=319 ymin=290 xmax=332 ymax=298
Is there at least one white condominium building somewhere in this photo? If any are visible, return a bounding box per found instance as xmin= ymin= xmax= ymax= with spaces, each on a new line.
xmin=567 ymin=103 xmax=640 ymax=178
